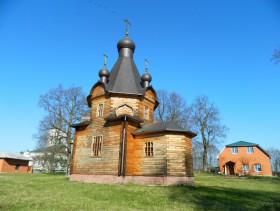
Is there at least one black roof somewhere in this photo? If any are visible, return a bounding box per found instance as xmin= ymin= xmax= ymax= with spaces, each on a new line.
xmin=105 ymin=55 xmax=146 ymax=95
xmin=99 ymin=35 xmax=148 ymax=96
xmin=132 ymin=121 xmax=196 ymax=138
xmin=71 ymin=120 xmax=91 ymax=128
xmin=105 ymin=114 xmax=143 ymax=124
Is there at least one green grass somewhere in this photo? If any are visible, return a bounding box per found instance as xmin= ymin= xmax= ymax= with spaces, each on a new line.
xmin=0 ymin=173 xmax=279 ymax=210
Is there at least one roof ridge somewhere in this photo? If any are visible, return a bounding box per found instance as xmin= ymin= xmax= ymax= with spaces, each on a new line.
xmin=226 ymin=140 xmax=258 ymax=146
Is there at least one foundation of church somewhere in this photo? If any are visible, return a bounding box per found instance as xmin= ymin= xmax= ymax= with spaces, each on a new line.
xmin=70 ymin=174 xmax=194 ymax=186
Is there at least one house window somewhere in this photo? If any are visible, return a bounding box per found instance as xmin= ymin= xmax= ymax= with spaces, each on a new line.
xmin=254 ymin=164 xmax=261 ymax=172
xmin=231 ymin=147 xmax=238 ymax=154
xmin=97 ymin=103 xmax=103 ymax=117
xmin=242 ymin=164 xmax=249 ymax=172
xmin=15 ymin=164 xmax=20 ymax=170
xmin=145 ymin=142 xmax=153 ymax=157
xmin=247 ymin=146 xmax=254 ymax=154
xmin=92 ymin=136 xmax=103 ymax=156
xmin=144 ymin=106 xmax=149 ymax=121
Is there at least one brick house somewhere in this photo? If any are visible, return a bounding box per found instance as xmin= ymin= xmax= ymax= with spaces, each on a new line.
xmin=70 ymin=28 xmax=196 ymax=185
xmin=217 ymin=141 xmax=272 ymax=176
xmin=0 ymin=151 xmax=33 ymax=173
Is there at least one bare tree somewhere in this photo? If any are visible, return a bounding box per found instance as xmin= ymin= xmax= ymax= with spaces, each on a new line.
xmin=192 ymin=141 xmax=219 ymax=172
xmin=272 ymin=48 xmax=280 ymax=64
xmin=155 ymin=89 xmax=169 ymax=121
xmin=266 ymin=147 xmax=280 ymax=175
xmin=155 ymin=89 xmax=191 ymax=129
xmin=35 ymin=85 xmax=88 ymax=174
xmin=207 ymin=144 xmax=219 ymax=169
xmin=192 ymin=140 xmax=204 ymax=171
xmin=190 ymin=95 xmax=228 ymax=171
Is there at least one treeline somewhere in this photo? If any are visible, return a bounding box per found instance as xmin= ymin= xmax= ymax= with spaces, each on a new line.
xmin=34 ymin=85 xmax=280 ymax=173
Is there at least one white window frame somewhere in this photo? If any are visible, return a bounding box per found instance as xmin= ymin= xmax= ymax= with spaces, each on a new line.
xmin=246 ymin=146 xmax=254 ymax=154
xmin=231 ymin=147 xmax=238 ymax=154
xmin=254 ymin=164 xmax=261 ymax=172
xmin=97 ymin=103 xmax=104 ymax=117
xmin=242 ymin=164 xmax=249 ymax=172
xmin=92 ymin=135 xmax=103 ymax=157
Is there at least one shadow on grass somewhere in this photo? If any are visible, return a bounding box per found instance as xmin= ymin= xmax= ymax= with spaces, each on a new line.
xmin=168 ymin=185 xmax=280 ymax=211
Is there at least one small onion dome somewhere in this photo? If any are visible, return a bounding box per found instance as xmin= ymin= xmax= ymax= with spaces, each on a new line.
xmin=98 ymin=68 xmax=110 ymax=78
xmin=141 ymin=72 xmax=152 ymax=83
xmin=117 ymin=37 xmax=136 ymax=52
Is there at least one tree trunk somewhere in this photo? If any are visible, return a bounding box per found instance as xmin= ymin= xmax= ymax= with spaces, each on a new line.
xmin=202 ymin=145 xmax=208 ymax=171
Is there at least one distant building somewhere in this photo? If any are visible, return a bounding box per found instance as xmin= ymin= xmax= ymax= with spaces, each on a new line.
xmin=0 ymin=151 xmax=33 ymax=173
xmin=24 ymin=145 xmax=67 ymax=173
xmin=70 ymin=25 xmax=196 ymax=185
xmin=217 ymin=141 xmax=272 ymax=176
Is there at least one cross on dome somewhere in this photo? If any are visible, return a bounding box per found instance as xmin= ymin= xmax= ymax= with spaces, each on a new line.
xmin=124 ymin=19 xmax=131 ymax=37
xmin=103 ymin=53 xmax=108 ymax=68
xmin=145 ymin=58 xmax=149 ymax=72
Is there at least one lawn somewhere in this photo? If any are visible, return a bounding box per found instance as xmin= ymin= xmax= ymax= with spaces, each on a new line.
xmin=0 ymin=173 xmax=279 ymax=211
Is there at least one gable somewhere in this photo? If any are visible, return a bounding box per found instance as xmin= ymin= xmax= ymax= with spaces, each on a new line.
xmin=91 ymin=84 xmax=105 ymax=98
xmin=144 ymin=87 xmax=159 ymax=110
xmin=144 ymin=89 xmax=155 ymax=102
xmin=87 ymin=82 xmax=106 ymax=107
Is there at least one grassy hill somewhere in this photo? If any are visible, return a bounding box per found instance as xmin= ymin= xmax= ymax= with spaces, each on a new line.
xmin=0 ymin=173 xmax=279 ymax=210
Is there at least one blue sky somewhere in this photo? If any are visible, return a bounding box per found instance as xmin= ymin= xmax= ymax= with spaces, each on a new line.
xmin=0 ymin=0 xmax=280 ymax=152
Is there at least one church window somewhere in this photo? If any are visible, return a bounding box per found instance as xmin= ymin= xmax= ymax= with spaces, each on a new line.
xmin=145 ymin=142 xmax=153 ymax=157
xmin=97 ymin=103 xmax=104 ymax=117
xmin=144 ymin=106 xmax=149 ymax=121
xmin=92 ymin=136 xmax=103 ymax=156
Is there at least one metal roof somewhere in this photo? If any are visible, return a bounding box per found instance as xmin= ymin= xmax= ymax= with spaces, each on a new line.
xmin=0 ymin=151 xmax=32 ymax=161
xmin=225 ymin=141 xmax=270 ymax=158
xmin=132 ymin=121 xmax=197 ymax=137
xmin=105 ymin=56 xmax=146 ymax=95
xmin=226 ymin=141 xmax=257 ymax=147
xmin=105 ymin=114 xmax=143 ymax=124
xmin=98 ymin=35 xmax=148 ymax=96
xmin=71 ymin=120 xmax=91 ymax=128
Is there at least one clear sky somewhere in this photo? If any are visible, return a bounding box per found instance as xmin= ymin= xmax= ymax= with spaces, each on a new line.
xmin=1 ymin=0 xmax=280 ymax=152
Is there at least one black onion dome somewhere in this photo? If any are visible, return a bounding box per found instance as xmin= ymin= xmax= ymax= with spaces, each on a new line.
xmin=117 ymin=37 xmax=136 ymax=52
xmin=99 ymin=68 xmax=110 ymax=78
xmin=141 ymin=72 xmax=152 ymax=82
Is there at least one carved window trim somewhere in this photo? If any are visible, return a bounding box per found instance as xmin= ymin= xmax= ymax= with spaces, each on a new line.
xmin=115 ymin=103 xmax=134 ymax=116
xmin=92 ymin=135 xmax=103 ymax=157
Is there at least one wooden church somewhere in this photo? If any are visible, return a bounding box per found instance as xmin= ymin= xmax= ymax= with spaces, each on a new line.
xmin=70 ymin=23 xmax=196 ymax=185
